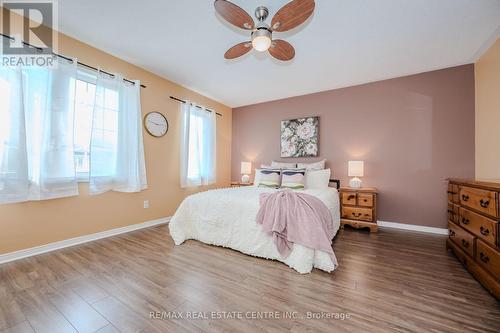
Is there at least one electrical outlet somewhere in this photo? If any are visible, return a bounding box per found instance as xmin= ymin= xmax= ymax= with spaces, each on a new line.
xmin=143 ymin=200 xmax=149 ymax=209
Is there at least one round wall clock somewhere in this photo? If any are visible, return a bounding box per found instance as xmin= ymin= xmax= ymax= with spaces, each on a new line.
xmin=144 ymin=112 xmax=168 ymax=137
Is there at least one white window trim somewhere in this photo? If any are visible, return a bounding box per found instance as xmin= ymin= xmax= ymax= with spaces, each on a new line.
xmin=74 ymin=68 xmax=97 ymax=183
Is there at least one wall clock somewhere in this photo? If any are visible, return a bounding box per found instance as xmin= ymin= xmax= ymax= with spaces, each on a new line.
xmin=144 ymin=112 xmax=168 ymax=137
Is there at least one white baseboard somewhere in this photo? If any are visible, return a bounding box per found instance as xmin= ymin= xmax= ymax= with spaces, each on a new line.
xmin=0 ymin=216 xmax=171 ymax=265
xmin=378 ymin=220 xmax=448 ymax=235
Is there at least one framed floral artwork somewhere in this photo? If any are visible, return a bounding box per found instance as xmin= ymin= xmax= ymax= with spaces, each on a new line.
xmin=280 ymin=117 xmax=319 ymax=157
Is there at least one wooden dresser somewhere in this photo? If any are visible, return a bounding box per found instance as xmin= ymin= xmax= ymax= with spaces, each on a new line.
xmin=447 ymin=179 xmax=500 ymax=299
xmin=340 ymin=187 xmax=378 ymax=232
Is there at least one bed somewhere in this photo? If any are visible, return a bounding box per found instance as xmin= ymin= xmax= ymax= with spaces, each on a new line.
xmin=169 ymin=185 xmax=340 ymax=274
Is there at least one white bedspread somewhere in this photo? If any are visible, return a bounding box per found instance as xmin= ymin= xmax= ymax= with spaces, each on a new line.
xmin=169 ymin=186 xmax=340 ymax=274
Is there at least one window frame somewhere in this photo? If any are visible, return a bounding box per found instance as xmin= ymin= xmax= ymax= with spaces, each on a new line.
xmin=74 ymin=68 xmax=97 ymax=182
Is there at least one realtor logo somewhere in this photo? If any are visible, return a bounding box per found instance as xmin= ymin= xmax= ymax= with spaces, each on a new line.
xmin=1 ymin=0 xmax=57 ymax=66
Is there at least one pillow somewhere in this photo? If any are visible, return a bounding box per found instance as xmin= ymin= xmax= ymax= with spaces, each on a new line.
xmin=253 ymin=169 xmax=262 ymax=186
xmin=305 ymin=168 xmax=331 ymax=189
xmin=271 ymin=161 xmax=297 ymax=169
xmin=297 ymin=159 xmax=326 ymax=171
xmin=280 ymin=169 xmax=306 ymax=190
xmin=257 ymin=168 xmax=281 ymax=189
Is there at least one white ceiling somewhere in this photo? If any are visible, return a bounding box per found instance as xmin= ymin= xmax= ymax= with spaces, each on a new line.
xmin=56 ymin=0 xmax=500 ymax=107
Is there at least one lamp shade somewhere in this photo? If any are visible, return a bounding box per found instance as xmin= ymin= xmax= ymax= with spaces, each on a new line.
xmin=348 ymin=161 xmax=364 ymax=177
xmin=241 ymin=161 xmax=252 ymax=175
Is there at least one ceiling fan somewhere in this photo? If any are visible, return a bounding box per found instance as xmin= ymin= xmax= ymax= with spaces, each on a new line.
xmin=214 ymin=0 xmax=315 ymax=61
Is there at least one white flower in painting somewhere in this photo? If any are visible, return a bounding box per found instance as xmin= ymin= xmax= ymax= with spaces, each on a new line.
xmin=283 ymin=127 xmax=293 ymax=138
xmin=296 ymin=122 xmax=315 ymax=140
xmin=305 ymin=142 xmax=317 ymax=155
xmin=281 ymin=140 xmax=296 ymax=156
xmin=307 ymin=118 xmax=314 ymax=123
xmin=291 ymin=135 xmax=298 ymax=143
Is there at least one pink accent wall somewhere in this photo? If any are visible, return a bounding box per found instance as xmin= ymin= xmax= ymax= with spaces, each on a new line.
xmin=232 ymin=65 xmax=475 ymax=228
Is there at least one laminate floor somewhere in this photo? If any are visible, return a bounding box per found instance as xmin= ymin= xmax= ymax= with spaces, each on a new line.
xmin=0 ymin=225 xmax=499 ymax=333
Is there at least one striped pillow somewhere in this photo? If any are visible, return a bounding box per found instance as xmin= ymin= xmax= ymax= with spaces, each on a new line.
xmin=258 ymin=168 xmax=281 ymax=189
xmin=281 ymin=169 xmax=306 ymax=190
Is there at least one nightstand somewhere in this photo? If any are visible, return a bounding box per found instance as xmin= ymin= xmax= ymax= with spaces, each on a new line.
xmin=231 ymin=182 xmax=253 ymax=187
xmin=339 ymin=187 xmax=378 ymax=232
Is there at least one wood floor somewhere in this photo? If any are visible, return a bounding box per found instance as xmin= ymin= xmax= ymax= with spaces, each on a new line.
xmin=0 ymin=225 xmax=499 ymax=333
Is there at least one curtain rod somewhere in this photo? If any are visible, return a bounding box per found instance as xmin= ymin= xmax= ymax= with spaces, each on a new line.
xmin=0 ymin=33 xmax=146 ymax=88
xmin=170 ymin=96 xmax=222 ymax=117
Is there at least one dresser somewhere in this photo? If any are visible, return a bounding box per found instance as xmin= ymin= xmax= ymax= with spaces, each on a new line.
xmin=447 ymin=179 xmax=500 ymax=299
xmin=339 ymin=187 xmax=378 ymax=232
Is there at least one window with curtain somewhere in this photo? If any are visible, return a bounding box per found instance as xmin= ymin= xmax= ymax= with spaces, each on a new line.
xmin=180 ymin=102 xmax=216 ymax=188
xmin=0 ymin=60 xmax=147 ymax=205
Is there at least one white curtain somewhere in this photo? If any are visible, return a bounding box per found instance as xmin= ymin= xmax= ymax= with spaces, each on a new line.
xmin=89 ymin=72 xmax=147 ymax=194
xmin=0 ymin=67 xmax=29 ymax=204
xmin=0 ymin=59 xmax=79 ymax=204
xmin=180 ymin=101 xmax=216 ymax=188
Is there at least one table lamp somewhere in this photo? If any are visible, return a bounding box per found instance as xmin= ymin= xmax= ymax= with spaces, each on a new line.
xmin=241 ymin=162 xmax=252 ymax=183
xmin=348 ymin=161 xmax=364 ymax=188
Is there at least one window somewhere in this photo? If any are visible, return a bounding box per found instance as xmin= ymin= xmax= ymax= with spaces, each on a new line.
xmin=0 ymin=64 xmax=146 ymax=203
xmin=180 ymin=103 xmax=216 ymax=188
xmin=73 ymin=70 xmax=119 ymax=180
xmin=187 ymin=112 xmax=204 ymax=180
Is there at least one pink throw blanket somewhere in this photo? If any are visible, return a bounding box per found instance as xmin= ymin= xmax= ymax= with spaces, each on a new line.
xmin=256 ymin=189 xmax=335 ymax=260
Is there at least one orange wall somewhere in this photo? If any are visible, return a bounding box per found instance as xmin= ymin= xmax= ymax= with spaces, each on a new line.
xmin=0 ymin=9 xmax=232 ymax=255
xmin=475 ymin=37 xmax=500 ymax=180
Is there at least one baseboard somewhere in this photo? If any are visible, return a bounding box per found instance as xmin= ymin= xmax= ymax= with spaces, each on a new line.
xmin=0 ymin=216 xmax=171 ymax=265
xmin=378 ymin=220 xmax=448 ymax=235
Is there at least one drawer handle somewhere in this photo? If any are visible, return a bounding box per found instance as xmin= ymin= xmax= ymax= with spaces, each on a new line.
xmin=479 ymin=252 xmax=490 ymax=264
xmin=461 ymin=239 xmax=469 ymax=248
xmin=461 ymin=194 xmax=470 ymax=201
xmin=480 ymin=226 xmax=490 ymax=236
xmin=479 ymin=199 xmax=490 ymax=208
xmin=449 ymin=229 xmax=456 ymax=236
xmin=351 ymin=212 xmax=362 ymax=217
xmin=461 ymin=217 xmax=470 ymax=225
xmin=347 ymin=195 xmax=356 ymax=200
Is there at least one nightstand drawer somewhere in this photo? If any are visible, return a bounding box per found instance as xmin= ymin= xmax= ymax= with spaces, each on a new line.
xmin=341 ymin=192 xmax=357 ymax=205
xmin=449 ymin=222 xmax=475 ymax=258
xmin=357 ymin=193 xmax=374 ymax=207
xmin=476 ymin=239 xmax=500 ymax=280
xmin=342 ymin=206 xmax=373 ymax=222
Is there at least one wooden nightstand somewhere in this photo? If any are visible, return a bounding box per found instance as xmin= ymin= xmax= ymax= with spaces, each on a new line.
xmin=339 ymin=187 xmax=378 ymax=232
xmin=231 ymin=182 xmax=253 ymax=187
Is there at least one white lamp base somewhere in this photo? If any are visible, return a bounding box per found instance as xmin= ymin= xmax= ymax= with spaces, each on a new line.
xmin=241 ymin=174 xmax=250 ymax=183
xmin=349 ymin=177 xmax=362 ymax=188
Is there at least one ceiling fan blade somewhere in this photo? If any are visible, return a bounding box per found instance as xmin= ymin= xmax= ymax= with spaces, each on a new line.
xmin=271 ymin=0 xmax=315 ymax=32
xmin=269 ymin=40 xmax=295 ymax=61
xmin=224 ymin=42 xmax=252 ymax=59
xmin=214 ymin=0 xmax=255 ymax=30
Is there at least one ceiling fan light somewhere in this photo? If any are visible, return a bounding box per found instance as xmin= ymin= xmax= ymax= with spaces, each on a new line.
xmin=252 ymin=36 xmax=271 ymax=52
xmin=251 ymin=29 xmax=272 ymax=52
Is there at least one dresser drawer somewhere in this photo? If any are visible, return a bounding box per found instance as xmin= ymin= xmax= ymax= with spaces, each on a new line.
xmin=448 ymin=183 xmax=459 ymax=204
xmin=358 ymin=193 xmax=374 ymax=207
xmin=342 ymin=206 xmax=373 ymax=222
xmin=448 ymin=222 xmax=475 ymax=257
xmin=476 ymin=239 xmax=500 ymax=280
xmin=459 ymin=186 xmax=498 ymax=217
xmin=459 ymin=207 xmax=498 ymax=246
xmin=448 ymin=202 xmax=459 ymax=224
xmin=341 ymin=192 xmax=357 ymax=206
